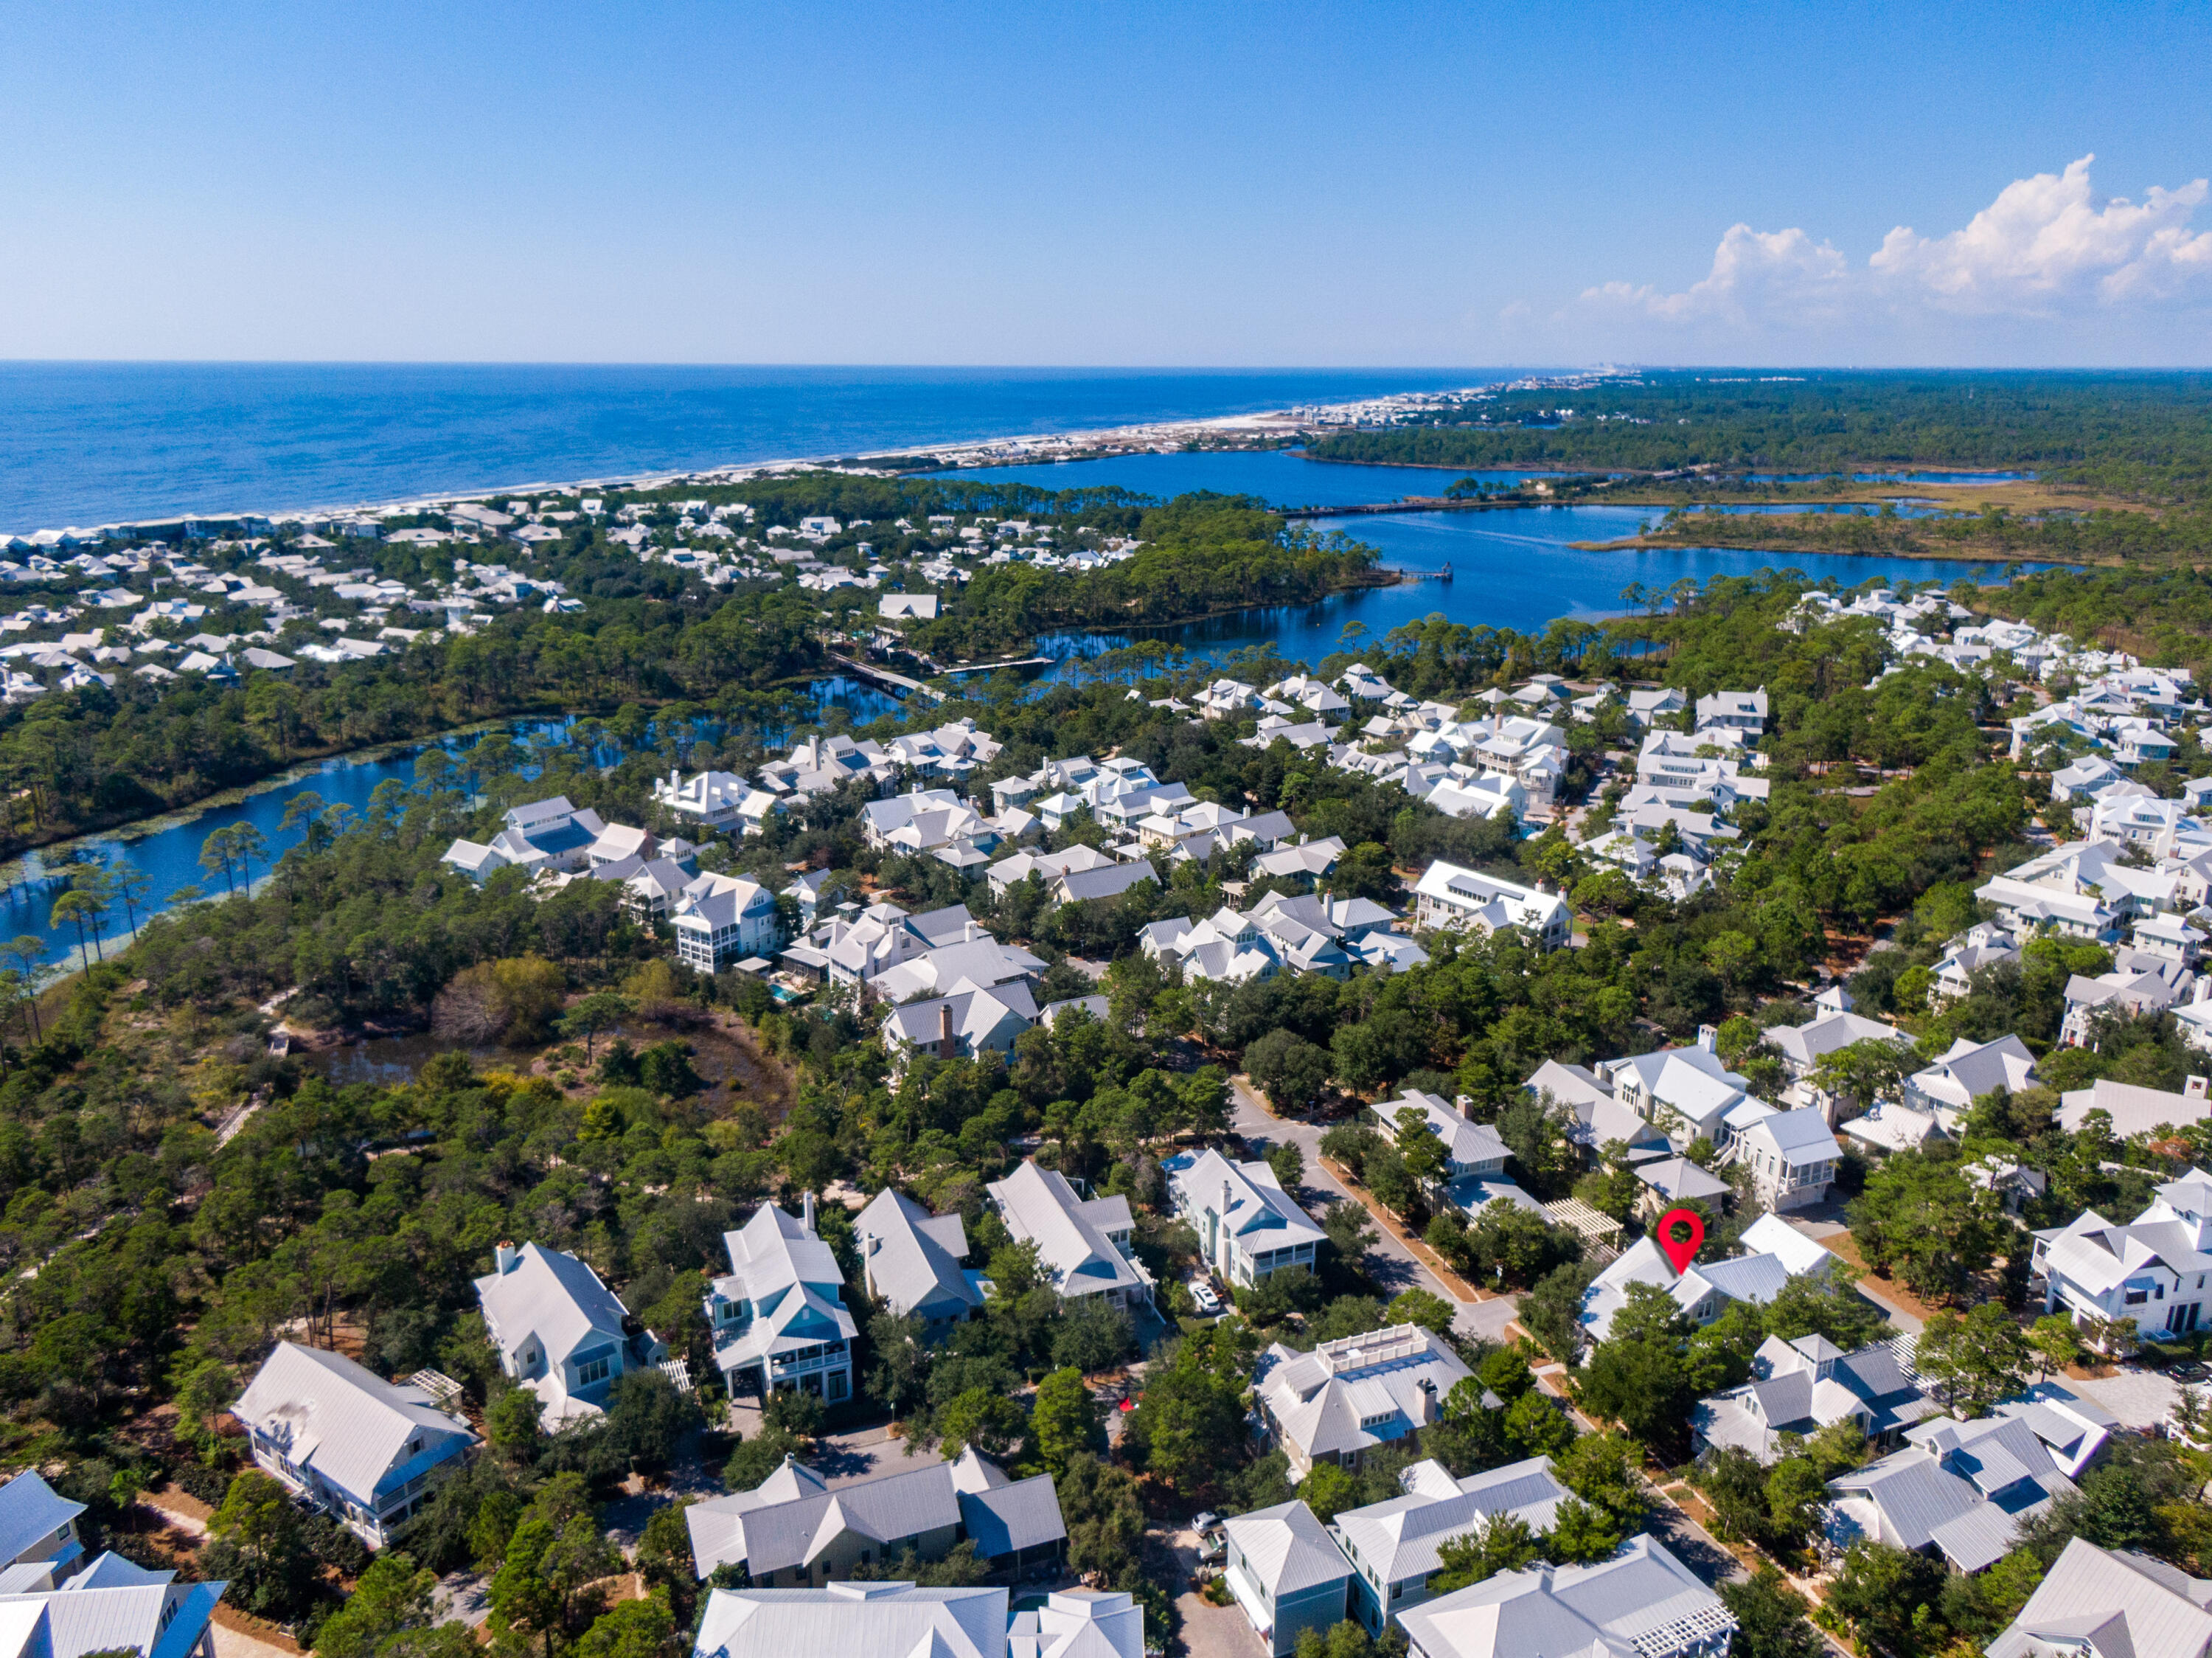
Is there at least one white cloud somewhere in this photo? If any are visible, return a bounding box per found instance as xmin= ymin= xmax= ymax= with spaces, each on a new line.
xmin=1575 ymin=155 xmax=2212 ymax=340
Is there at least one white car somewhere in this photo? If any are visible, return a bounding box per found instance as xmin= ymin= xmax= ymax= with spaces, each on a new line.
xmin=1188 ymin=1277 xmax=1222 ymax=1315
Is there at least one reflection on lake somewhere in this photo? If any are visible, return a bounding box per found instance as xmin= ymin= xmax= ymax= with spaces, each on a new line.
xmin=938 ymin=448 xmax=1551 ymax=507
xmin=1029 ymin=503 xmax=2044 ymax=674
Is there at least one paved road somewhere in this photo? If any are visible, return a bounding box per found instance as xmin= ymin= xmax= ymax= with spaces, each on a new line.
xmin=1228 ymin=1078 xmax=1520 ymax=1343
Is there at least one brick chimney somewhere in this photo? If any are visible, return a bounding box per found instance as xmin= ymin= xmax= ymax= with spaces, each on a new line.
xmin=939 ymin=1002 xmax=957 ymax=1060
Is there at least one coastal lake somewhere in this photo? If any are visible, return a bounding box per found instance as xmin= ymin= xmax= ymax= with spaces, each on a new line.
xmin=9 ymin=450 xmax=2042 ymax=968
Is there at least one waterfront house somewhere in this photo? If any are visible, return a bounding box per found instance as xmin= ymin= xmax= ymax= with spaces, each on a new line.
xmin=440 ymin=796 xmax=608 ymax=881
xmin=232 ymin=1342 xmax=476 ymax=1547
xmin=473 ymin=1241 xmax=664 ymax=1424
xmin=704 ymin=1197 xmax=858 ymax=1404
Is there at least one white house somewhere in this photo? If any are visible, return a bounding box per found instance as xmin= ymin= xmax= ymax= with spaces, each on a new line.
xmin=684 ymin=1449 xmax=1065 ymax=1588
xmin=441 ymin=796 xmax=608 ymax=881
xmin=1163 ymin=1148 xmax=1325 ymax=1289
xmin=987 ymin=1161 xmax=1154 ymax=1311
xmin=1694 ymin=687 xmax=1769 ymax=733
xmin=1411 ymin=861 xmax=1571 ymax=949
xmin=653 ymin=769 xmax=774 ymax=834
xmin=670 ymin=873 xmax=782 ymax=973
xmin=473 ymin=1241 xmax=664 ymax=1424
xmin=880 ymin=982 xmax=1038 ymax=1079
xmin=0 ymin=1555 xmax=229 ymax=1658
xmin=1691 ymin=1333 xmax=1941 ymax=1464
xmin=1824 ymin=1413 xmax=2076 ymax=1574
xmin=1580 ymin=1212 xmax=1839 ymax=1346
xmin=1396 ymin=1536 xmax=1734 ymax=1658
xmin=1725 ymin=1107 xmax=1842 ymax=1212
xmin=1332 ymin=1457 xmax=1573 ymax=1634
xmin=1366 ymin=1092 xmax=1511 ymax=1187
xmin=1598 ymin=1038 xmax=1756 ymax=1149
xmin=2033 ymin=1167 xmax=2212 ymax=1340
xmin=855 ymin=1189 xmax=985 ymax=1336
xmin=689 ymin=1581 xmax=1006 ymax=1658
xmin=1986 ymin=1538 xmax=2212 ymax=1658
xmin=1900 ymin=1034 xmax=2040 ymax=1130
xmin=1763 ymin=1009 xmax=1916 ymax=1123
xmin=704 ymin=1198 xmax=859 ymax=1404
xmin=1252 ymin=1325 xmax=1470 ymax=1477
xmin=232 ymin=1342 xmax=477 ymax=1546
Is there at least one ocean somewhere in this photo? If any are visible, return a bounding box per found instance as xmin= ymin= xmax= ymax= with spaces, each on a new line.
xmin=0 ymin=361 xmax=1521 ymax=530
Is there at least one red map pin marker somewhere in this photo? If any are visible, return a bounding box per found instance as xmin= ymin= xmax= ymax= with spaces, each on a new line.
xmin=1655 ymin=1207 xmax=1705 ymax=1274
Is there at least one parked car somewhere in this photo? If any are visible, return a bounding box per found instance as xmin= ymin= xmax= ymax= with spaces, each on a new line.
xmin=1188 ymin=1277 xmax=1222 ymax=1315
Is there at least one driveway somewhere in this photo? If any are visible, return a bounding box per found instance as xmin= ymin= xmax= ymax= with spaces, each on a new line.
xmin=1229 ymin=1078 xmax=1520 ymax=1345
xmin=2070 ymin=1367 xmax=2182 ymax=1431
xmin=1165 ymin=1525 xmax=1258 ymax=1658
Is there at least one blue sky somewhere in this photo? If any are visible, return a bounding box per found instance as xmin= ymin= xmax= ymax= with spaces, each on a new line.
xmin=4 ymin=1 xmax=2209 ymax=365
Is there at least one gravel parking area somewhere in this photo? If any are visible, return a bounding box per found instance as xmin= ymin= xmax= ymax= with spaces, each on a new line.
xmin=1166 ymin=1527 xmax=1258 ymax=1658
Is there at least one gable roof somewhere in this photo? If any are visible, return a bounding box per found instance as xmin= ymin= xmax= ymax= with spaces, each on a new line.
xmin=1163 ymin=1148 xmax=1326 ymax=1255
xmin=0 ymin=1476 xmax=83 ymax=1567
xmin=1333 ymin=1457 xmax=1571 ymax=1587
xmin=856 ymin=1189 xmax=983 ymax=1320
xmin=232 ymin=1342 xmax=475 ymax=1505
xmin=987 ymin=1162 xmax=1147 ymax=1300
xmin=1220 ymin=1501 xmax=1349 ymax=1599
xmin=473 ymin=1242 xmax=630 ymax=1370
xmin=685 ymin=1454 xmax=1061 ymax=1578
xmin=692 ymin=1582 xmax=1007 ymax=1658
xmin=711 ymin=1206 xmax=858 ymax=1373
xmin=1394 ymin=1535 xmax=1733 ymax=1658
xmin=1988 ymin=1538 xmax=2212 ymax=1658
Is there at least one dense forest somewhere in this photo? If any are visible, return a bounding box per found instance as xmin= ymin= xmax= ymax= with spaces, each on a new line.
xmin=1307 ymin=370 xmax=2212 ymax=504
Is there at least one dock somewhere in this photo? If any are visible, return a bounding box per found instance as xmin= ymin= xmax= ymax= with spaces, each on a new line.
xmin=942 ymin=654 xmax=1054 ymax=676
xmin=828 ymin=653 xmax=945 ymax=702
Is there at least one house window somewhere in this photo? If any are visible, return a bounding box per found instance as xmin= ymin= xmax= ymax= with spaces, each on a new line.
xmin=574 ymin=1345 xmax=616 ymax=1387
